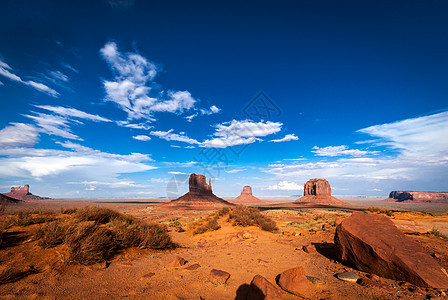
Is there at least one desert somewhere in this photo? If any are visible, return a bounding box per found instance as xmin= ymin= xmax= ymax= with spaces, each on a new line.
xmin=1 ymin=179 xmax=448 ymax=299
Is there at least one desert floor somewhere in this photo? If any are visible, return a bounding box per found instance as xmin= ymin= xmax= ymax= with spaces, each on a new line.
xmin=1 ymin=199 xmax=448 ymax=299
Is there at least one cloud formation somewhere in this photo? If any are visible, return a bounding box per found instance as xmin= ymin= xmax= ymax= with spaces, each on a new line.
xmin=270 ymin=134 xmax=299 ymax=143
xmin=0 ymin=60 xmax=59 ymax=97
xmin=132 ymin=135 xmax=151 ymax=141
xmin=100 ymin=42 xmax=198 ymax=120
xmin=150 ymin=129 xmax=200 ymax=145
xmin=0 ymin=123 xmax=39 ymax=148
xmin=311 ymin=145 xmax=378 ymax=157
xmin=266 ymin=180 xmax=302 ymax=190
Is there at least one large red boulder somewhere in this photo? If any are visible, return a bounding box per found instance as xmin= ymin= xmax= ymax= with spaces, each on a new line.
xmin=334 ymin=212 xmax=448 ymax=288
xmin=277 ymin=266 xmax=315 ymax=298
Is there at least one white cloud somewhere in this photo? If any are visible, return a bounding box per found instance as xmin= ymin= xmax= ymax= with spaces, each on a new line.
xmin=312 ymin=145 xmax=378 ymax=157
xmin=270 ymin=134 xmax=299 ymax=143
xmin=150 ymin=129 xmax=200 ymax=145
xmin=35 ymin=105 xmax=111 ymax=122
xmin=168 ymin=171 xmax=189 ymax=175
xmin=62 ymin=63 xmax=79 ymax=73
xmin=0 ymin=141 xmax=155 ymax=178
xmin=225 ymin=168 xmax=246 ymax=174
xmin=48 ymin=70 xmax=69 ymax=82
xmin=132 ymin=135 xmax=151 ymax=141
xmin=0 ymin=81 xmax=4 ymax=86
xmin=0 ymin=60 xmax=59 ymax=97
xmin=186 ymin=105 xmax=220 ymax=122
xmin=100 ymin=42 xmax=198 ymax=120
xmin=201 ymin=120 xmax=282 ymax=148
xmin=0 ymin=123 xmax=39 ymax=148
xmin=116 ymin=120 xmax=153 ymax=130
xmin=266 ymin=181 xmax=303 ymax=191
xmin=24 ymin=113 xmax=81 ymax=140
xmin=357 ymin=111 xmax=448 ymax=157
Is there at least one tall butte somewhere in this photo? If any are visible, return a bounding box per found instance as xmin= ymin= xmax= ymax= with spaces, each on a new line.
xmin=294 ymin=178 xmax=347 ymax=206
xmin=233 ymin=185 xmax=264 ymax=203
xmin=161 ymin=173 xmax=233 ymax=210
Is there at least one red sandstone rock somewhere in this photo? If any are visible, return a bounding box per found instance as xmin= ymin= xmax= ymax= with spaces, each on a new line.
xmin=294 ymin=178 xmax=347 ymax=206
xmin=166 ymin=256 xmax=187 ymax=268
xmin=161 ymin=174 xmax=233 ymax=210
xmin=4 ymin=184 xmax=48 ymax=201
xmin=209 ymin=269 xmax=230 ymax=285
xmin=334 ymin=212 xmax=448 ymax=288
xmin=233 ymin=185 xmax=265 ymax=204
xmin=277 ymin=266 xmax=315 ymax=298
xmin=387 ymin=191 xmax=448 ymax=204
xmin=247 ymin=275 xmax=282 ymax=300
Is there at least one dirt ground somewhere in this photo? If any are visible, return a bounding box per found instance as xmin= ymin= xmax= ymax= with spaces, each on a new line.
xmin=1 ymin=199 xmax=448 ymax=299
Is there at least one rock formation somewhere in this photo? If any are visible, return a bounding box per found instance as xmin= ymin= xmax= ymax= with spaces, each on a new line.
xmin=387 ymin=191 xmax=448 ymax=204
xmin=334 ymin=212 xmax=448 ymax=288
xmin=233 ymin=185 xmax=264 ymax=203
xmin=0 ymin=193 xmax=22 ymax=204
xmin=161 ymin=173 xmax=233 ymax=210
xmin=4 ymin=184 xmax=47 ymax=201
xmin=294 ymin=178 xmax=346 ymax=206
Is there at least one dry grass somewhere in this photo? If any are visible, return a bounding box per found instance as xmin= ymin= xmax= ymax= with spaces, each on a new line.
xmin=364 ymin=207 xmax=394 ymax=217
xmin=227 ymin=205 xmax=278 ymax=232
xmin=30 ymin=206 xmax=176 ymax=265
xmin=0 ymin=266 xmax=38 ymax=285
xmin=193 ymin=215 xmax=221 ymax=235
xmin=431 ymin=227 xmax=448 ymax=240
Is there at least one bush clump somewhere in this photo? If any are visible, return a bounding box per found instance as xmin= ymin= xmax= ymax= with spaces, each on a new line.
xmin=223 ymin=205 xmax=278 ymax=232
xmin=193 ymin=215 xmax=221 ymax=235
xmin=32 ymin=206 xmax=176 ymax=265
xmin=364 ymin=207 xmax=393 ymax=217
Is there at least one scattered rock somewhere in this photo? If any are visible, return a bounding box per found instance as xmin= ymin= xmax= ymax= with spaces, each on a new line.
xmin=209 ymin=269 xmax=230 ymax=285
xmin=237 ymin=231 xmax=253 ymax=239
xmin=185 ymin=264 xmax=201 ymax=271
xmin=334 ymin=212 xmax=448 ymax=288
xmin=233 ymin=185 xmax=265 ymax=204
xmin=277 ymin=266 xmax=315 ymax=298
xmin=322 ymin=223 xmax=331 ymax=231
xmin=336 ymin=271 xmax=360 ymax=283
xmin=357 ymin=277 xmax=392 ymax=290
xmin=302 ymin=244 xmax=316 ymax=254
xmin=306 ymin=276 xmax=322 ymax=284
xmin=141 ymin=272 xmax=155 ymax=278
xmin=247 ymin=275 xmax=282 ymax=300
xmin=166 ymin=256 xmax=187 ymax=268
xmin=367 ymin=274 xmax=380 ymax=281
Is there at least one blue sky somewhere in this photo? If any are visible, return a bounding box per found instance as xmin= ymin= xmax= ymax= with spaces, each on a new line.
xmin=0 ymin=0 xmax=447 ymax=199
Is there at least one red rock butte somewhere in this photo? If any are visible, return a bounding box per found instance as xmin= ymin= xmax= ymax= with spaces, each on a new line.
xmin=161 ymin=174 xmax=233 ymax=210
xmin=387 ymin=191 xmax=448 ymax=204
xmin=294 ymin=178 xmax=347 ymax=206
xmin=233 ymin=185 xmax=264 ymax=204
xmin=3 ymin=184 xmax=47 ymax=201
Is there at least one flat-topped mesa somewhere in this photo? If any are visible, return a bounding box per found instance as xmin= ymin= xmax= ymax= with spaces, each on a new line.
xmin=189 ymin=174 xmax=212 ymax=194
xmin=233 ymin=185 xmax=264 ymax=204
xmin=161 ymin=173 xmax=233 ymax=210
xmin=388 ymin=191 xmax=448 ymax=204
xmin=10 ymin=184 xmax=30 ymax=195
xmin=295 ymin=178 xmax=347 ymax=206
xmin=304 ymin=178 xmax=331 ymax=196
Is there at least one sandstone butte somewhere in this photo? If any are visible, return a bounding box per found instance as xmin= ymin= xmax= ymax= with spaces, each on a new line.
xmin=233 ymin=185 xmax=265 ymax=204
xmin=387 ymin=190 xmax=448 ymax=204
xmin=334 ymin=212 xmax=448 ymax=288
xmin=294 ymin=178 xmax=347 ymax=206
xmin=161 ymin=173 xmax=233 ymax=210
xmin=3 ymin=184 xmax=47 ymax=201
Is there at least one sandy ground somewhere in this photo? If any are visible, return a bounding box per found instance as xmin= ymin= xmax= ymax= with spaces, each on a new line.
xmin=1 ymin=199 xmax=448 ymax=299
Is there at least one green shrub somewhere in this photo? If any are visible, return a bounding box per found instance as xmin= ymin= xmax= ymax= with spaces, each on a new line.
xmin=193 ymin=215 xmax=221 ymax=235
xmin=228 ymin=205 xmax=278 ymax=232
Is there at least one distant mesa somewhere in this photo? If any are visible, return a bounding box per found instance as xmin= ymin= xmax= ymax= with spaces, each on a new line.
xmin=233 ymin=185 xmax=265 ymax=204
xmin=294 ymin=178 xmax=347 ymax=206
xmin=161 ymin=173 xmax=234 ymax=210
xmin=3 ymin=184 xmax=48 ymax=202
xmin=387 ymin=191 xmax=448 ymax=204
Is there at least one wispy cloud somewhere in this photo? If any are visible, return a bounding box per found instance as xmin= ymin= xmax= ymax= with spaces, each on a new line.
xmin=35 ymin=105 xmax=111 ymax=122
xmin=150 ymin=129 xmax=200 ymax=145
xmin=0 ymin=123 xmax=39 ymax=148
xmin=185 ymin=105 xmax=221 ymax=122
xmin=132 ymin=135 xmax=151 ymax=141
xmin=100 ymin=42 xmax=198 ymax=120
xmin=24 ymin=113 xmax=81 ymax=140
xmin=168 ymin=171 xmax=189 ymax=175
xmin=225 ymin=168 xmax=246 ymax=174
xmin=311 ymin=145 xmax=378 ymax=157
xmin=270 ymin=134 xmax=299 ymax=143
xmin=0 ymin=60 xmax=59 ymax=97
xmin=61 ymin=63 xmax=79 ymax=73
